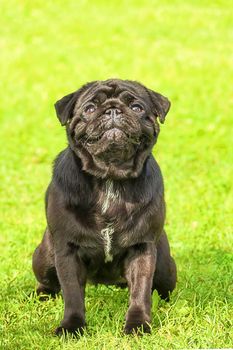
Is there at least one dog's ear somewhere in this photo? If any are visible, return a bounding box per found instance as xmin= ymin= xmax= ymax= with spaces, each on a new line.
xmin=54 ymin=81 xmax=98 ymax=126
xmin=148 ymin=89 xmax=171 ymax=123
xmin=54 ymin=92 xmax=77 ymax=126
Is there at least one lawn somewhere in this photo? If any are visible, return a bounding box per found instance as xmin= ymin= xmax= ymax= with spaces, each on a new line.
xmin=0 ymin=0 xmax=232 ymax=349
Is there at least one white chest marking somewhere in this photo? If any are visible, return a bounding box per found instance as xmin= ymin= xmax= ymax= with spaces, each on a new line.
xmin=100 ymin=180 xmax=120 ymax=262
xmin=101 ymin=180 xmax=120 ymax=214
xmin=100 ymin=225 xmax=114 ymax=263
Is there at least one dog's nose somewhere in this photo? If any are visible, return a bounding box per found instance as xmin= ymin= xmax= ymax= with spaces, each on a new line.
xmin=105 ymin=108 xmax=122 ymax=117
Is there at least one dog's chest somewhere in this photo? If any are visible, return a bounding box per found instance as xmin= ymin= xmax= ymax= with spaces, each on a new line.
xmin=100 ymin=180 xmax=121 ymax=263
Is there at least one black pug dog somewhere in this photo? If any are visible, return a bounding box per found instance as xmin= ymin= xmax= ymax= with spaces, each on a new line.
xmin=32 ymin=78 xmax=177 ymax=336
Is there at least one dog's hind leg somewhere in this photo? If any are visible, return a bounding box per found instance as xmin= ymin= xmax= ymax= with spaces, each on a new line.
xmin=32 ymin=228 xmax=60 ymax=297
xmin=152 ymin=231 xmax=177 ymax=300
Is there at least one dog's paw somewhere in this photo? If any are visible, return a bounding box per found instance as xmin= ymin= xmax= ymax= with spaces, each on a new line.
xmin=124 ymin=321 xmax=151 ymax=335
xmin=36 ymin=284 xmax=60 ymax=301
xmin=55 ymin=325 xmax=85 ymax=337
xmin=55 ymin=315 xmax=85 ymax=337
xmin=124 ymin=307 xmax=151 ymax=335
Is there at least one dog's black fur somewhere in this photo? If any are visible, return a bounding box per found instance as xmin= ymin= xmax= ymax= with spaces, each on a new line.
xmin=32 ymin=79 xmax=177 ymax=335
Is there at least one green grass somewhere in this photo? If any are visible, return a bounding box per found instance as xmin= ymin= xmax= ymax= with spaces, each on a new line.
xmin=0 ymin=0 xmax=233 ymax=349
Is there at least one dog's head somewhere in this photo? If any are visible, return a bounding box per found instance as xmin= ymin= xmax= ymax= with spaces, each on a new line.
xmin=55 ymin=79 xmax=170 ymax=179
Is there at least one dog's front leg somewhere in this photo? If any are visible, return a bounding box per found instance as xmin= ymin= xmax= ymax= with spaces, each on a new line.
xmin=124 ymin=242 xmax=156 ymax=334
xmin=54 ymin=244 xmax=86 ymax=336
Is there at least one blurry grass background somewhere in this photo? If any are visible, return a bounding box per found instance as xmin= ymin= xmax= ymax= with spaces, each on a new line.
xmin=0 ymin=0 xmax=233 ymax=349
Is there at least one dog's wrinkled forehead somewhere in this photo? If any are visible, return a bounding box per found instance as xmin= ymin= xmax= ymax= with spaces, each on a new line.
xmin=54 ymin=79 xmax=170 ymax=126
xmin=76 ymin=79 xmax=150 ymax=107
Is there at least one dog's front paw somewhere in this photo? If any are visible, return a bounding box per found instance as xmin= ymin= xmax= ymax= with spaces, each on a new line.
xmin=124 ymin=321 xmax=151 ymax=335
xmin=55 ymin=315 xmax=85 ymax=337
xmin=55 ymin=325 xmax=85 ymax=337
xmin=124 ymin=306 xmax=151 ymax=335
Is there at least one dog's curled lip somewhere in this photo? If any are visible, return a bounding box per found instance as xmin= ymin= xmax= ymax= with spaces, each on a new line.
xmin=85 ymin=127 xmax=132 ymax=147
xmin=83 ymin=127 xmax=140 ymax=158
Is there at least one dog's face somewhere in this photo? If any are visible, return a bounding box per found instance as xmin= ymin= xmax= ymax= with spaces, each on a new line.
xmin=55 ymin=79 xmax=170 ymax=179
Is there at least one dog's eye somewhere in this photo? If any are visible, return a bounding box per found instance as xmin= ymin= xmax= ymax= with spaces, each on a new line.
xmin=130 ymin=104 xmax=144 ymax=113
xmin=84 ymin=104 xmax=96 ymax=114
